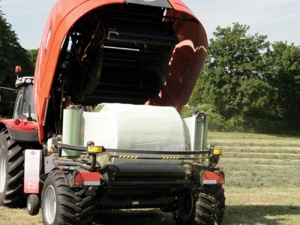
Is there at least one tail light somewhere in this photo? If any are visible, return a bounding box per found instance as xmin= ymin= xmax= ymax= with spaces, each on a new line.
xmin=73 ymin=171 xmax=101 ymax=186
xmin=201 ymin=171 xmax=225 ymax=185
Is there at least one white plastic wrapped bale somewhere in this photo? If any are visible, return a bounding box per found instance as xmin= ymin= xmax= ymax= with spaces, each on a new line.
xmin=79 ymin=103 xmax=185 ymax=165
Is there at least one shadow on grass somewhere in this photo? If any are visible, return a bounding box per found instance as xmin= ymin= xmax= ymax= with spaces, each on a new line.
xmin=223 ymin=205 xmax=300 ymax=225
xmin=92 ymin=205 xmax=300 ymax=225
xmin=93 ymin=209 xmax=175 ymax=225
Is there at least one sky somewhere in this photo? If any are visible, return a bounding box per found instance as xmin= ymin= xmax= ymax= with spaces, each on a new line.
xmin=1 ymin=0 xmax=300 ymax=49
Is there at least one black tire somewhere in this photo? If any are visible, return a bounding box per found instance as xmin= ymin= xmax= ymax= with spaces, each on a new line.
xmin=195 ymin=185 xmax=226 ymax=225
xmin=41 ymin=170 xmax=95 ymax=225
xmin=174 ymin=189 xmax=196 ymax=225
xmin=174 ymin=185 xmax=225 ymax=225
xmin=27 ymin=194 xmax=40 ymax=215
xmin=0 ymin=129 xmax=26 ymax=207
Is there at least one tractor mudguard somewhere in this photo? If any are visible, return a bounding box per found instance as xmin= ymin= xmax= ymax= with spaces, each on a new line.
xmin=0 ymin=120 xmax=38 ymax=142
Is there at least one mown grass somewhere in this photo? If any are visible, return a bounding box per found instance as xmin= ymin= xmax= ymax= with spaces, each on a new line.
xmin=209 ymin=132 xmax=300 ymax=224
xmin=222 ymin=187 xmax=300 ymax=225
xmin=209 ymin=132 xmax=300 ymax=188
xmin=1 ymin=132 xmax=300 ymax=224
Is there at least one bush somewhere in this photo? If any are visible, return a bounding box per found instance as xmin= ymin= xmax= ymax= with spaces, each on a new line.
xmin=181 ymin=104 xmax=291 ymax=134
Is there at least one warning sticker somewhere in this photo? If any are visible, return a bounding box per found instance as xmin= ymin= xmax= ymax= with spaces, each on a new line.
xmin=24 ymin=150 xmax=41 ymax=194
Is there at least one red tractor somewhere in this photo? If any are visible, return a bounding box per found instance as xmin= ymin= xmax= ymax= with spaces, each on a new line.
xmin=0 ymin=0 xmax=225 ymax=224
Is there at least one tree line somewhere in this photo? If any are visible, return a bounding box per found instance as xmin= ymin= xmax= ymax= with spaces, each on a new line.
xmin=184 ymin=23 xmax=300 ymax=134
xmin=0 ymin=6 xmax=37 ymax=116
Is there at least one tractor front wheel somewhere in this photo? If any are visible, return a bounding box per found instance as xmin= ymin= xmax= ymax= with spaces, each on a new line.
xmin=0 ymin=129 xmax=26 ymax=207
xmin=41 ymin=170 xmax=95 ymax=225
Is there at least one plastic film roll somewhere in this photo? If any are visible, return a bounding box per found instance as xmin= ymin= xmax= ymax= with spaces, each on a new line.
xmin=62 ymin=108 xmax=81 ymax=156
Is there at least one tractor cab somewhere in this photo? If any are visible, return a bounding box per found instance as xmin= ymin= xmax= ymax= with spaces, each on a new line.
xmin=13 ymin=76 xmax=35 ymax=121
xmin=12 ymin=66 xmax=35 ymax=121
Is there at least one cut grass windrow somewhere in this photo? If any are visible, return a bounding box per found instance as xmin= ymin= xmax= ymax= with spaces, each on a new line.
xmin=208 ymin=132 xmax=300 ymax=188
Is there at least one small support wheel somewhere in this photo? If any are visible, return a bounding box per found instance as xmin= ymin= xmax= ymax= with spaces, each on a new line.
xmin=27 ymin=194 xmax=40 ymax=216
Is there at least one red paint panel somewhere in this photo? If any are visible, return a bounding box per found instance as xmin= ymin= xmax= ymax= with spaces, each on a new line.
xmin=34 ymin=0 xmax=125 ymax=143
xmin=1 ymin=119 xmax=38 ymax=131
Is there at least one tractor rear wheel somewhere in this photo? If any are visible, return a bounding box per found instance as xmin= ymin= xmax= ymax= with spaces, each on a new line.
xmin=0 ymin=129 xmax=26 ymax=207
xmin=195 ymin=185 xmax=226 ymax=225
xmin=41 ymin=170 xmax=95 ymax=225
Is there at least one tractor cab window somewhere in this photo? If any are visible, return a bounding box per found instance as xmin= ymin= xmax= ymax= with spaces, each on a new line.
xmin=13 ymin=84 xmax=36 ymax=121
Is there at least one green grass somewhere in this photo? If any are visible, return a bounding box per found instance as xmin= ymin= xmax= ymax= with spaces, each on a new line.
xmin=209 ymin=132 xmax=300 ymax=224
xmin=222 ymin=187 xmax=300 ymax=225
xmin=1 ymin=132 xmax=300 ymax=224
xmin=209 ymin=132 xmax=300 ymax=188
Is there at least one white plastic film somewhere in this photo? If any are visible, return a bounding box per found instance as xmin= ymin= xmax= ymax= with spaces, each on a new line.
xmin=79 ymin=103 xmax=185 ymax=164
xmin=62 ymin=108 xmax=81 ymax=156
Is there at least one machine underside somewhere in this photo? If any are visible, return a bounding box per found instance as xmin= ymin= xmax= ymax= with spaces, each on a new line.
xmin=54 ymin=3 xmax=178 ymax=105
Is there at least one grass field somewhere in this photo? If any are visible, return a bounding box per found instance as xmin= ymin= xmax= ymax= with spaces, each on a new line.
xmin=1 ymin=132 xmax=300 ymax=225
xmin=209 ymin=132 xmax=300 ymax=225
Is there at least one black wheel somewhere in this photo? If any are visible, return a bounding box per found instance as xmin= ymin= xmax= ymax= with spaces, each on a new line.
xmin=174 ymin=189 xmax=196 ymax=225
xmin=174 ymin=186 xmax=225 ymax=225
xmin=41 ymin=170 xmax=95 ymax=225
xmin=195 ymin=185 xmax=226 ymax=225
xmin=27 ymin=194 xmax=40 ymax=215
xmin=0 ymin=129 xmax=26 ymax=207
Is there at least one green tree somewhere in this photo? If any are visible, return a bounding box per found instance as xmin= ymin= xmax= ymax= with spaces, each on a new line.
xmin=0 ymin=7 xmax=34 ymax=116
xmin=264 ymin=41 xmax=300 ymax=131
xmin=189 ymin=23 xmax=300 ymax=133
xmin=191 ymin=23 xmax=270 ymax=119
xmin=27 ymin=49 xmax=38 ymax=69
